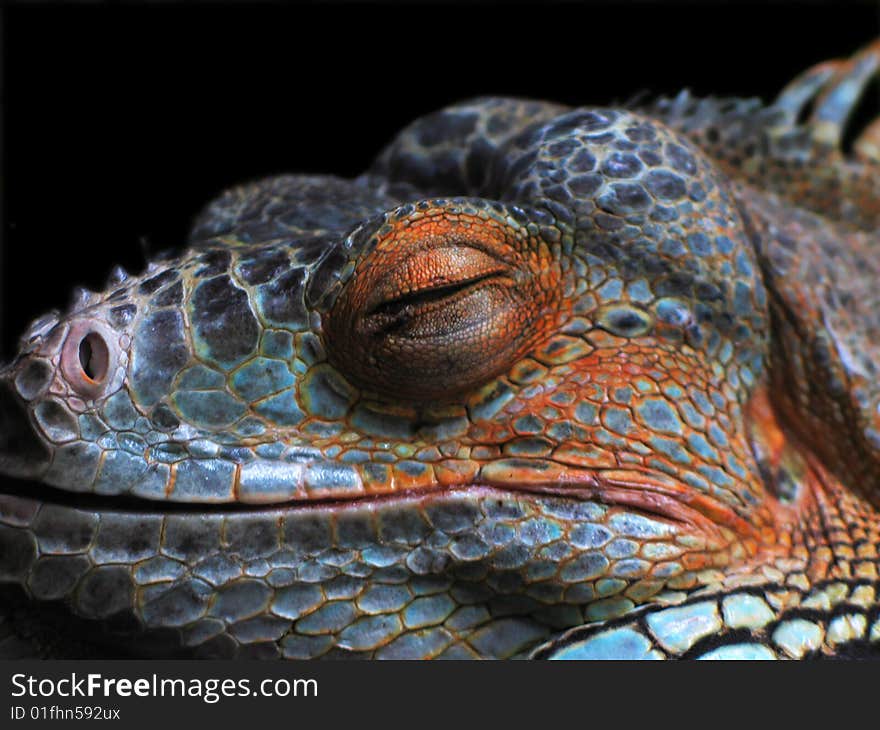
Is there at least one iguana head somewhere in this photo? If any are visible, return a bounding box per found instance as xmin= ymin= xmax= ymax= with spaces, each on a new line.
xmin=0 ymin=105 xmax=803 ymax=657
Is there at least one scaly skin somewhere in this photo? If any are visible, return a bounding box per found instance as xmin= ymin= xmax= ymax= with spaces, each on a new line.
xmin=1 ymin=43 xmax=880 ymax=660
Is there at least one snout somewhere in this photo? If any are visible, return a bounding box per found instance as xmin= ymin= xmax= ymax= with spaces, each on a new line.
xmin=0 ymin=374 xmax=51 ymax=479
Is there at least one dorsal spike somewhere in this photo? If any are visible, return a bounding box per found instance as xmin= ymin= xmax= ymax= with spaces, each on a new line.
xmin=70 ymin=286 xmax=99 ymax=311
xmin=106 ymin=265 xmax=129 ymax=287
xmin=20 ymin=311 xmax=60 ymax=346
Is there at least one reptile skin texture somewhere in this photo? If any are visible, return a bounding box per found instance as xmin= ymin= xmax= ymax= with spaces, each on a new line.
xmin=1 ymin=41 xmax=880 ymax=660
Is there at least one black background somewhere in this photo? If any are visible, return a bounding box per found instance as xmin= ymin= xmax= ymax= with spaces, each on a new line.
xmin=3 ymin=2 xmax=878 ymax=360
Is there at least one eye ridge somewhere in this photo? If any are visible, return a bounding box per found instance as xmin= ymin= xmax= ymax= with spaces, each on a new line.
xmin=364 ymin=270 xmax=511 ymax=336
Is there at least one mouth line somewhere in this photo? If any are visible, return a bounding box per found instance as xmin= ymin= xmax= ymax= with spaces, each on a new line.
xmin=0 ymin=469 xmax=741 ymax=539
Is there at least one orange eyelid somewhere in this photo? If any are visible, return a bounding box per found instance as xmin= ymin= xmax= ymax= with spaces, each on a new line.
xmin=325 ymin=204 xmax=569 ymax=401
xmin=358 ymin=210 xmax=524 ymax=307
xmin=367 ymin=245 xmax=510 ymax=310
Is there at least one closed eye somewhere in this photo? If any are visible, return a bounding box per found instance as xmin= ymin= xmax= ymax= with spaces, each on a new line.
xmin=324 ymin=203 xmax=563 ymax=401
xmin=365 ymin=269 xmax=511 ymax=337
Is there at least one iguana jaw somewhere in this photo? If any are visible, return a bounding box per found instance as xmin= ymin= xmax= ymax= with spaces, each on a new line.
xmin=0 ymin=359 xmax=768 ymax=549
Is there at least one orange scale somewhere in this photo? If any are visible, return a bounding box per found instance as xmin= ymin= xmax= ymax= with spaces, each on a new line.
xmin=680 ymin=552 xmax=713 ymax=571
xmin=391 ymin=463 xmax=438 ymax=492
xmin=552 ymin=443 xmax=617 ymax=469
xmin=434 ymin=460 xmax=480 ymax=487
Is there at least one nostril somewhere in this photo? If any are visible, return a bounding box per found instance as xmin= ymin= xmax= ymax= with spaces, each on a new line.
xmin=78 ymin=333 xmax=109 ymax=383
xmin=60 ymin=322 xmax=117 ymax=399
